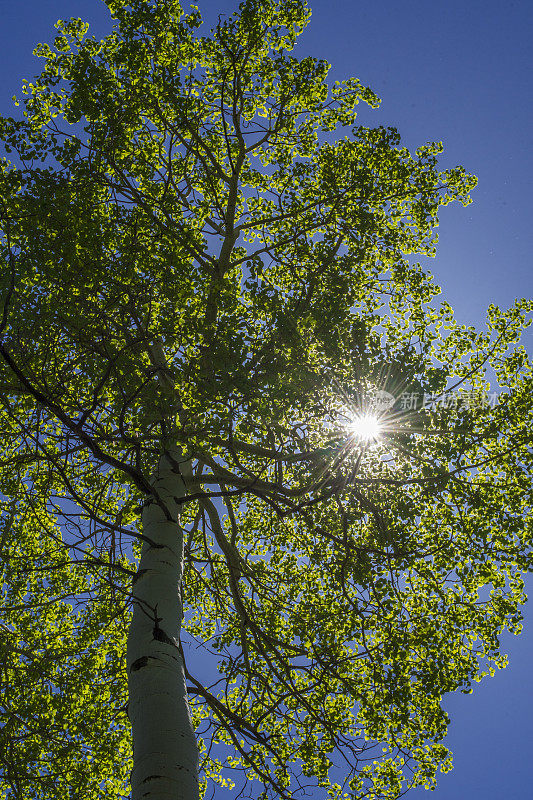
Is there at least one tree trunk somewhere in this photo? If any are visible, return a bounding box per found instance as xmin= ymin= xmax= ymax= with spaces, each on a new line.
xmin=127 ymin=449 xmax=199 ymax=800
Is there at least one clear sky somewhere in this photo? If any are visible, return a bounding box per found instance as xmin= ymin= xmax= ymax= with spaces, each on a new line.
xmin=1 ymin=1 xmax=532 ymax=798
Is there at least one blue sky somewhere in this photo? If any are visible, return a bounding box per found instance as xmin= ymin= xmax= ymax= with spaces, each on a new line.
xmin=1 ymin=1 xmax=532 ymax=798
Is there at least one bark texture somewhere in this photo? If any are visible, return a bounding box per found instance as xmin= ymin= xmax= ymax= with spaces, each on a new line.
xmin=127 ymin=450 xmax=199 ymax=800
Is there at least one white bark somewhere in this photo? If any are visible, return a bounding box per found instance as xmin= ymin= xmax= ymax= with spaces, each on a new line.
xmin=127 ymin=449 xmax=199 ymax=800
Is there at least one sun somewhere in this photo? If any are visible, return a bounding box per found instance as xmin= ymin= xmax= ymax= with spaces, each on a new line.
xmin=347 ymin=413 xmax=382 ymax=442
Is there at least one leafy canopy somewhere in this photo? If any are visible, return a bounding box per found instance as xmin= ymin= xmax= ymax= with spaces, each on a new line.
xmin=0 ymin=1 xmax=532 ymax=798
